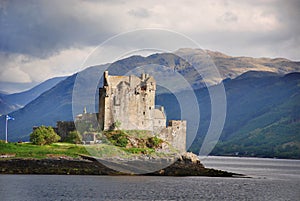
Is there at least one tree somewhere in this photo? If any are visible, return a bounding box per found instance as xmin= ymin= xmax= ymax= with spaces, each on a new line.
xmin=30 ymin=126 xmax=61 ymax=145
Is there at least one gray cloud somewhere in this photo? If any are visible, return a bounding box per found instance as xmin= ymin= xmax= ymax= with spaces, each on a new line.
xmin=0 ymin=0 xmax=116 ymax=58
xmin=1 ymin=0 xmax=299 ymax=59
xmin=0 ymin=0 xmax=300 ymax=87
xmin=128 ymin=8 xmax=151 ymax=18
xmin=217 ymin=11 xmax=238 ymax=23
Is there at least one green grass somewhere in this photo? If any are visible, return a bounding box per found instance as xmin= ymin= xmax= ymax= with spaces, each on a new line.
xmin=0 ymin=141 xmax=89 ymax=159
xmin=0 ymin=130 xmax=178 ymax=160
xmin=85 ymin=144 xmax=130 ymax=158
xmin=125 ymin=147 xmax=155 ymax=154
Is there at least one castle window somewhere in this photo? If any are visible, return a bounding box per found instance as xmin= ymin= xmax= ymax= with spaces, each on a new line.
xmin=149 ymin=107 xmax=151 ymax=110
xmin=143 ymin=112 xmax=145 ymax=115
xmin=114 ymin=96 xmax=120 ymax=106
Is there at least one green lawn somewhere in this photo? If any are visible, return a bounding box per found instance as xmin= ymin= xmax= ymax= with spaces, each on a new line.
xmin=0 ymin=141 xmax=89 ymax=159
xmin=0 ymin=129 xmax=178 ymax=160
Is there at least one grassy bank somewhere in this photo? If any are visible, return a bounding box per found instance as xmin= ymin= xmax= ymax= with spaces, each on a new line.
xmin=0 ymin=141 xmax=89 ymax=159
xmin=0 ymin=130 xmax=177 ymax=160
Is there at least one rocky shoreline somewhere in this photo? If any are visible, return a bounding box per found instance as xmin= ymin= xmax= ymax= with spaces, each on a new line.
xmin=0 ymin=152 xmax=240 ymax=177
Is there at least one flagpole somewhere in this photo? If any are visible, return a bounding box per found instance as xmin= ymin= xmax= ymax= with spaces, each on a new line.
xmin=5 ymin=115 xmax=8 ymax=143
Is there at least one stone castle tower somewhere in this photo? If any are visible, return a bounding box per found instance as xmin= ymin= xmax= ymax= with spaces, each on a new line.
xmin=98 ymin=71 xmax=186 ymax=152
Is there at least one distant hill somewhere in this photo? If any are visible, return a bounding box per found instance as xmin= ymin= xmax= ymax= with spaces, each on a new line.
xmin=0 ymin=76 xmax=66 ymax=114
xmin=187 ymin=72 xmax=300 ymax=159
xmin=0 ymin=75 xmax=75 ymax=140
xmin=0 ymin=97 xmax=19 ymax=115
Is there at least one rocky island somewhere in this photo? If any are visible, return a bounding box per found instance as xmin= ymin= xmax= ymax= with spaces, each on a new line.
xmin=0 ymin=151 xmax=237 ymax=177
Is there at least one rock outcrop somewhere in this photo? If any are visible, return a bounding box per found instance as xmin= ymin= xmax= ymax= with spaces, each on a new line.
xmin=0 ymin=152 xmax=238 ymax=177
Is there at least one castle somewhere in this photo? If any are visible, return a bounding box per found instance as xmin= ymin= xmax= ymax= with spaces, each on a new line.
xmin=98 ymin=71 xmax=187 ymax=152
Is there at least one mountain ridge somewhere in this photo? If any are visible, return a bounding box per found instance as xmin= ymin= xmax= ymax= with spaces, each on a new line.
xmin=0 ymin=76 xmax=67 ymax=114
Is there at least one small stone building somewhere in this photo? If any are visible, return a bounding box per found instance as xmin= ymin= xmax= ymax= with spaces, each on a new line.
xmin=56 ymin=121 xmax=76 ymax=141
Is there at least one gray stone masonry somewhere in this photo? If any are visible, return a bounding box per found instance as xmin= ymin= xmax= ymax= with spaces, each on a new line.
xmin=98 ymin=71 xmax=186 ymax=152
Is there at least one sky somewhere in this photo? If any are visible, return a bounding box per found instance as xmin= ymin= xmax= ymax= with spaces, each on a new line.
xmin=0 ymin=0 xmax=299 ymax=92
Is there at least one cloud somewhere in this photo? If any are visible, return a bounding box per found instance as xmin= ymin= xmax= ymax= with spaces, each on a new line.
xmin=128 ymin=8 xmax=151 ymax=18
xmin=0 ymin=0 xmax=116 ymax=58
xmin=217 ymin=12 xmax=238 ymax=23
xmin=1 ymin=0 xmax=298 ymax=57
xmin=0 ymin=66 xmax=31 ymax=83
xmin=0 ymin=46 xmax=94 ymax=83
xmin=0 ymin=0 xmax=299 ymax=86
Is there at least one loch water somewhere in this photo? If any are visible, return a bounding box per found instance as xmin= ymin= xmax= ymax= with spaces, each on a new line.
xmin=0 ymin=156 xmax=299 ymax=201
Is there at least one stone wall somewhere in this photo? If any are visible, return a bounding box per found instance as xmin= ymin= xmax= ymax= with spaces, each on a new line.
xmin=99 ymin=71 xmax=158 ymax=131
xmin=159 ymin=120 xmax=187 ymax=153
xmin=56 ymin=121 xmax=76 ymax=141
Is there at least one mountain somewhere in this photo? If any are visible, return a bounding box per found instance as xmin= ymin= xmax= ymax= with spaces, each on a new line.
xmin=1 ymin=49 xmax=299 ymax=159
xmin=0 ymin=91 xmax=9 ymax=95
xmin=0 ymin=75 xmax=75 ymax=140
xmin=0 ymin=81 xmax=39 ymax=94
xmin=0 ymin=76 xmax=66 ymax=114
xmin=187 ymin=72 xmax=300 ymax=159
xmin=175 ymin=48 xmax=300 ymax=80
xmin=0 ymin=96 xmax=19 ymax=115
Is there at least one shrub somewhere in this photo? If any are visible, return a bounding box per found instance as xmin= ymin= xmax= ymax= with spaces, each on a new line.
xmin=110 ymin=133 xmax=128 ymax=147
xmin=65 ymin=131 xmax=82 ymax=144
xmin=112 ymin=120 xmax=122 ymax=130
xmin=104 ymin=130 xmax=128 ymax=147
xmin=30 ymin=126 xmax=61 ymax=145
xmin=147 ymin=136 xmax=163 ymax=148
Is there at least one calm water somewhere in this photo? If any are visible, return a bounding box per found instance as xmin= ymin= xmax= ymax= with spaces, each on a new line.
xmin=0 ymin=156 xmax=299 ymax=201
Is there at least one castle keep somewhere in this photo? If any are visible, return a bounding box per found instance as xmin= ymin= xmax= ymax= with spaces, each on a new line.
xmin=98 ymin=71 xmax=187 ymax=152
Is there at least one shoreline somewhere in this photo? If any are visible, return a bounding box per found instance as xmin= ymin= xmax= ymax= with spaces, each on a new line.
xmin=0 ymin=153 xmax=242 ymax=177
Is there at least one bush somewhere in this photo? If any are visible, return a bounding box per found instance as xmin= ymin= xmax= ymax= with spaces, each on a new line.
xmin=104 ymin=130 xmax=128 ymax=147
xmin=110 ymin=133 xmax=128 ymax=147
xmin=147 ymin=136 xmax=163 ymax=148
xmin=30 ymin=126 xmax=61 ymax=145
xmin=112 ymin=120 xmax=122 ymax=130
xmin=65 ymin=131 xmax=82 ymax=144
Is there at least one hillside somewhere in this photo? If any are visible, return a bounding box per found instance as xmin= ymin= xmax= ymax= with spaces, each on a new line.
xmin=0 ymin=76 xmax=66 ymax=114
xmin=0 ymin=75 xmax=75 ymax=141
xmin=188 ymin=72 xmax=300 ymax=159
xmin=0 ymin=96 xmax=19 ymax=115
